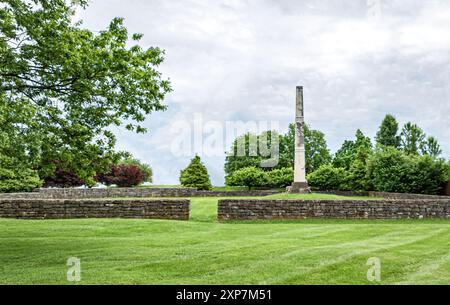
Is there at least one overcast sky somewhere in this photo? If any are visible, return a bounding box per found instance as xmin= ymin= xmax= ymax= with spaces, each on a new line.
xmin=77 ymin=0 xmax=450 ymax=185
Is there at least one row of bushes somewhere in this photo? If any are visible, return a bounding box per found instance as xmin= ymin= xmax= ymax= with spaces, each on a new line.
xmin=308 ymin=147 xmax=449 ymax=194
xmin=177 ymin=155 xmax=294 ymax=191
xmin=225 ymin=167 xmax=293 ymax=190
xmin=225 ymin=147 xmax=449 ymax=195
xmin=222 ymin=114 xmax=449 ymax=195
xmin=177 ymin=155 xmax=292 ymax=191
xmin=0 ymin=156 xmax=153 ymax=192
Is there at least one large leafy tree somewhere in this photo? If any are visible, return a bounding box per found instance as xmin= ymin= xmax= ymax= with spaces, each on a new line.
xmin=224 ymin=131 xmax=281 ymax=177
xmin=0 ymin=93 xmax=43 ymax=191
xmin=0 ymin=0 xmax=171 ymax=187
xmin=400 ymin=122 xmax=426 ymax=155
xmin=420 ymin=136 xmax=442 ymax=158
xmin=224 ymin=124 xmax=331 ymax=179
xmin=375 ymin=114 xmax=400 ymax=148
xmin=368 ymin=146 xmax=448 ymax=195
xmin=347 ymin=146 xmax=372 ymax=191
xmin=333 ymin=129 xmax=372 ymax=169
xmin=281 ymin=124 xmax=332 ymax=174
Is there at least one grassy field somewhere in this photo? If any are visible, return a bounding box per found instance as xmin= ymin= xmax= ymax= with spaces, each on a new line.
xmin=0 ymin=194 xmax=449 ymax=285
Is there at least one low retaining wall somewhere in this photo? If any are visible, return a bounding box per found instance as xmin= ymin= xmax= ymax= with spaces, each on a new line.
xmin=0 ymin=188 xmax=280 ymax=199
xmin=0 ymin=192 xmax=43 ymax=199
xmin=218 ymin=199 xmax=450 ymax=220
xmin=315 ymin=190 xmax=370 ymax=197
xmin=0 ymin=199 xmax=190 ymax=220
xmin=2 ymin=188 xmax=446 ymax=200
xmin=315 ymin=190 xmax=448 ymax=199
xmin=368 ymin=191 xmax=449 ymax=200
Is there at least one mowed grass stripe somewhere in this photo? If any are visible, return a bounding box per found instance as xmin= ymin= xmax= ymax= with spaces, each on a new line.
xmin=268 ymin=228 xmax=449 ymax=285
xmin=193 ymin=227 xmax=447 ymax=284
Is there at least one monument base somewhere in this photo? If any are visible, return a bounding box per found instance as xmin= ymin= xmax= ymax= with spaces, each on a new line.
xmin=287 ymin=182 xmax=311 ymax=194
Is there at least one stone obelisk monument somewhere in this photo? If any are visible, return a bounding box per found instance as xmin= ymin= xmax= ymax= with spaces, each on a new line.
xmin=289 ymin=86 xmax=310 ymax=193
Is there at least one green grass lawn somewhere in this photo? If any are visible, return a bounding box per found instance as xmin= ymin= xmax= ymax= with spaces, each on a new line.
xmin=0 ymin=194 xmax=449 ymax=285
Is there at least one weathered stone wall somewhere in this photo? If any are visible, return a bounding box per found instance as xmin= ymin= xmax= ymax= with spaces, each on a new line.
xmin=218 ymin=199 xmax=450 ymax=221
xmin=368 ymin=191 xmax=448 ymax=200
xmin=314 ymin=190 xmax=448 ymax=199
xmin=0 ymin=199 xmax=190 ymax=220
xmin=315 ymin=190 xmax=370 ymax=197
xmin=0 ymin=192 xmax=43 ymax=199
xmin=0 ymin=188 xmax=280 ymax=199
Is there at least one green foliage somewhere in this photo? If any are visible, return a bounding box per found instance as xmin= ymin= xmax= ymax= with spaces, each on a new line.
xmin=224 ymin=131 xmax=281 ymax=176
xmin=281 ymin=124 xmax=332 ymax=174
xmin=411 ymin=155 xmax=449 ymax=194
xmin=0 ymin=95 xmax=41 ymax=165
xmin=180 ymin=156 xmax=212 ymax=190
xmin=225 ymin=167 xmax=270 ymax=190
xmin=226 ymin=166 xmax=293 ymax=189
xmin=224 ymin=124 xmax=331 ymax=180
xmin=307 ymin=164 xmax=349 ymax=191
xmin=346 ymin=146 xmax=372 ymax=191
xmin=420 ymin=136 xmax=442 ymax=158
xmin=368 ymin=146 xmax=448 ymax=194
xmin=367 ymin=147 xmax=412 ymax=193
xmin=400 ymin=122 xmax=426 ymax=155
xmin=0 ymin=163 xmax=42 ymax=193
xmin=332 ymin=140 xmax=355 ymax=170
xmin=376 ymin=114 xmax=401 ymax=148
xmin=447 ymin=160 xmax=450 ymax=181
xmin=267 ymin=167 xmax=294 ymax=188
xmin=333 ymin=129 xmax=372 ymax=169
xmin=397 ymin=122 xmax=442 ymax=158
xmin=0 ymin=0 xmax=170 ymax=184
xmin=222 ymin=114 xmax=447 ymax=195
xmin=0 ymin=94 xmax=42 ymax=192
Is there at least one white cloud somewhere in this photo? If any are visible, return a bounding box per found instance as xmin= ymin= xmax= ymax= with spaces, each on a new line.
xmin=77 ymin=0 xmax=450 ymax=185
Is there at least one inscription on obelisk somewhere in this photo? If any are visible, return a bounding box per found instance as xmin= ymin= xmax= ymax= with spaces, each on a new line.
xmin=289 ymin=86 xmax=310 ymax=193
